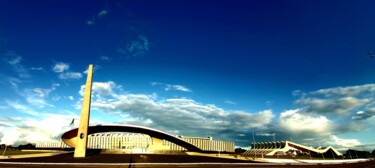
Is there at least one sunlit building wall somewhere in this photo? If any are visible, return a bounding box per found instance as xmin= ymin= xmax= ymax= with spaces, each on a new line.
xmin=36 ymin=133 xmax=234 ymax=152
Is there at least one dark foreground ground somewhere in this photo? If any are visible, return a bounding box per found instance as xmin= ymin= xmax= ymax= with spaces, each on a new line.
xmin=1 ymin=152 xmax=375 ymax=168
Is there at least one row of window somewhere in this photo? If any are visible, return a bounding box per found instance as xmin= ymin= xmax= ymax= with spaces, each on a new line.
xmin=36 ymin=133 xmax=234 ymax=152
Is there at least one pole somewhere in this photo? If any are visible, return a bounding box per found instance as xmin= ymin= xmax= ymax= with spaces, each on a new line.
xmin=2 ymin=145 xmax=7 ymax=156
xmin=330 ymin=148 xmax=336 ymax=160
xmin=253 ymin=131 xmax=256 ymax=158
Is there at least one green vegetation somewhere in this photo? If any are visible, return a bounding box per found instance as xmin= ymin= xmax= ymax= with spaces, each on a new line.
xmin=0 ymin=150 xmax=49 ymax=156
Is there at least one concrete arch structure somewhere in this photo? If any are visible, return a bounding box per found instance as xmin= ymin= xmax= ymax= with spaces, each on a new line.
xmin=244 ymin=141 xmax=343 ymax=157
xmin=61 ymin=125 xmax=202 ymax=152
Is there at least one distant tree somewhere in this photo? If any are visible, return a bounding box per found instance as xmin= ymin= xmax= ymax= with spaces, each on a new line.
xmin=18 ymin=143 xmax=36 ymax=149
xmin=346 ymin=149 xmax=370 ymax=158
xmin=235 ymin=148 xmax=246 ymax=154
xmin=372 ymin=149 xmax=375 ymax=156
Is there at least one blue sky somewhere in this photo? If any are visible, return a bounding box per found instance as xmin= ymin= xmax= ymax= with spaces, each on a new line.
xmin=1 ymin=0 xmax=375 ymax=150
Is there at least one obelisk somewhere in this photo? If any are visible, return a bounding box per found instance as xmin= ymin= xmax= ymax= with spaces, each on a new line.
xmin=74 ymin=64 xmax=93 ymax=158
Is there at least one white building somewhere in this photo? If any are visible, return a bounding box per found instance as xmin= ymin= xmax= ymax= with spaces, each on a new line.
xmin=36 ymin=133 xmax=234 ymax=153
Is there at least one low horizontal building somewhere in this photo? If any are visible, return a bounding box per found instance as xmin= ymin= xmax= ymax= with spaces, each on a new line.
xmin=244 ymin=141 xmax=343 ymax=157
xmin=36 ymin=133 xmax=234 ymax=153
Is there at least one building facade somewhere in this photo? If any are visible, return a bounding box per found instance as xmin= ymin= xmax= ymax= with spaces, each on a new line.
xmin=37 ymin=133 xmax=234 ymax=153
xmin=244 ymin=141 xmax=342 ymax=157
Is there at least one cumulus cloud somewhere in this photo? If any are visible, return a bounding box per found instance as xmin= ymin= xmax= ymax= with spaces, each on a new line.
xmin=271 ymin=109 xmax=367 ymax=148
xmin=52 ymin=62 xmax=69 ymax=73
xmin=75 ymin=82 xmax=375 ymax=148
xmin=330 ymin=135 xmax=360 ymax=148
xmin=279 ymin=109 xmax=333 ymax=135
xmin=294 ymin=84 xmax=375 ymax=119
xmin=283 ymin=84 xmax=375 ymax=148
xmin=52 ymin=62 xmax=83 ymax=80
xmin=0 ymin=113 xmax=79 ymax=145
xmin=296 ymin=97 xmax=370 ymax=116
xmin=310 ymin=84 xmax=375 ymax=97
xmin=80 ymin=81 xmax=118 ymax=96
xmin=77 ymin=81 xmax=273 ymax=145
xmin=351 ymin=109 xmax=375 ymax=120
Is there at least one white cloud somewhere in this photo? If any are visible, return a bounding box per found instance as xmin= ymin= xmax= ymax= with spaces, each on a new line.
xmin=7 ymin=83 xmax=59 ymax=108
xmin=296 ymin=97 xmax=370 ymax=115
xmin=294 ymin=84 xmax=375 ymax=120
xmin=118 ymin=35 xmax=149 ymax=57
xmin=100 ymin=56 xmax=111 ymax=61
xmin=68 ymin=96 xmax=74 ymax=100
xmin=85 ymin=9 xmax=108 ymax=26
xmin=166 ymin=84 xmax=191 ymax=92
xmin=151 ymin=82 xmax=162 ymax=86
xmin=52 ymin=62 xmax=84 ymax=80
xmin=24 ymin=84 xmax=59 ymax=108
xmin=5 ymin=101 xmax=40 ymax=116
xmin=83 ymin=65 xmax=100 ymax=74
xmin=151 ymin=82 xmax=192 ymax=92
xmin=86 ymin=20 xmax=95 ymax=25
xmin=279 ymin=109 xmax=333 ymax=135
xmin=79 ymin=81 xmax=118 ymax=96
xmin=330 ymin=135 xmax=360 ymax=148
xmin=30 ymin=67 xmax=43 ymax=71
xmin=52 ymin=62 xmax=69 ymax=73
xmin=26 ymin=96 xmax=54 ymax=108
xmin=7 ymin=56 xmax=22 ymax=65
xmin=3 ymin=51 xmax=21 ymax=64
xmin=97 ymin=10 xmax=108 ymax=17
xmin=311 ymin=84 xmax=375 ymax=97
xmin=274 ymin=109 xmax=366 ymax=148
xmin=0 ymin=113 xmax=79 ymax=145
xmin=256 ymin=133 xmax=275 ymax=137
xmin=288 ymin=84 xmax=375 ymax=144
xmin=281 ymin=84 xmax=375 ymax=147
xmin=78 ymin=81 xmax=273 ymax=143
xmin=3 ymin=51 xmax=30 ymax=78
xmin=225 ymin=100 xmax=236 ymax=105
xmin=58 ymin=72 xmax=82 ymax=79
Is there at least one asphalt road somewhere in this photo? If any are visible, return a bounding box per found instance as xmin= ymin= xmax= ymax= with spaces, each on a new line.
xmin=1 ymin=162 xmax=375 ymax=168
xmin=1 ymin=153 xmax=375 ymax=168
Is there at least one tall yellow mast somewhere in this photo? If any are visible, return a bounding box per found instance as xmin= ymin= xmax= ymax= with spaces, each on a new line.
xmin=74 ymin=64 xmax=93 ymax=158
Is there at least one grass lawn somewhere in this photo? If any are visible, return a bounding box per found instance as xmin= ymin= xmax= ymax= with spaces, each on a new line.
xmin=0 ymin=150 xmax=50 ymax=156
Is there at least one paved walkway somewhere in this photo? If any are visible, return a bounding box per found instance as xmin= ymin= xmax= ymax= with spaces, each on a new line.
xmin=0 ymin=152 xmax=70 ymax=159
xmin=261 ymin=158 xmax=371 ymax=164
